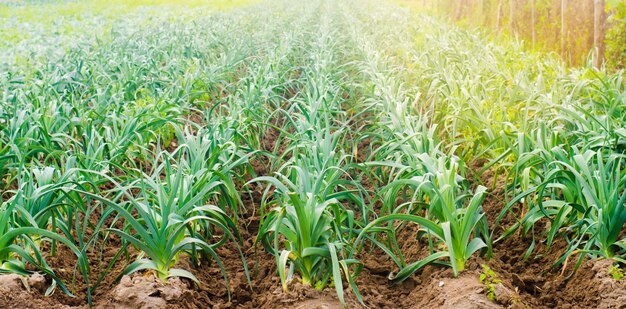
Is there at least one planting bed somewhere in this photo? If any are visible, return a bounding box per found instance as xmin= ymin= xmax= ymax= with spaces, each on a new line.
xmin=1 ymin=0 xmax=626 ymax=308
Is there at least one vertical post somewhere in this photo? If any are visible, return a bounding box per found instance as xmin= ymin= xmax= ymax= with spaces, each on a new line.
xmin=531 ymin=0 xmax=536 ymax=48
xmin=561 ymin=0 xmax=567 ymax=56
xmin=496 ymin=0 xmax=503 ymax=33
xmin=509 ymin=0 xmax=515 ymax=35
xmin=593 ymin=0 xmax=606 ymax=68
xmin=454 ymin=0 xmax=463 ymax=20
xmin=481 ymin=0 xmax=487 ymax=26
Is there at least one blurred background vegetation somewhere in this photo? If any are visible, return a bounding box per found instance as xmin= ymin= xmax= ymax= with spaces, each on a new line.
xmin=396 ymin=0 xmax=626 ymax=70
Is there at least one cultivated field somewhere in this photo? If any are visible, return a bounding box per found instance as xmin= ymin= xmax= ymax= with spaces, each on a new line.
xmin=1 ymin=0 xmax=625 ymax=308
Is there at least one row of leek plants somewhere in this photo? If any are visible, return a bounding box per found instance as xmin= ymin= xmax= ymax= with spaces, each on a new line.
xmin=342 ymin=0 xmax=492 ymax=282
xmin=249 ymin=2 xmax=372 ymax=305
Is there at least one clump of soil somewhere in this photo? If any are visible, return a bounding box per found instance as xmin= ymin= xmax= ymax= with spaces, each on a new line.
xmin=0 ymin=273 xmax=65 ymax=308
xmin=98 ymin=275 xmax=192 ymax=309
xmin=255 ymin=280 xmax=344 ymax=308
xmin=0 ymin=274 xmax=26 ymax=291
xmin=409 ymin=266 xmax=501 ymax=308
xmin=544 ymin=259 xmax=626 ymax=308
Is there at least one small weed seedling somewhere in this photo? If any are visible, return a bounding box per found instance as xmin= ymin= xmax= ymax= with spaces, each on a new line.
xmin=479 ymin=265 xmax=502 ymax=302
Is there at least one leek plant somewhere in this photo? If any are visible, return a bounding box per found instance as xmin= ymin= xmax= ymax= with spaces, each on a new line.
xmin=85 ymin=148 xmax=249 ymax=288
xmin=355 ymin=154 xmax=491 ymax=281
xmin=550 ymin=151 xmax=626 ymax=263
xmin=0 ymin=190 xmax=91 ymax=300
xmin=508 ymin=149 xmax=626 ymax=271
xmin=251 ymin=130 xmax=363 ymax=305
